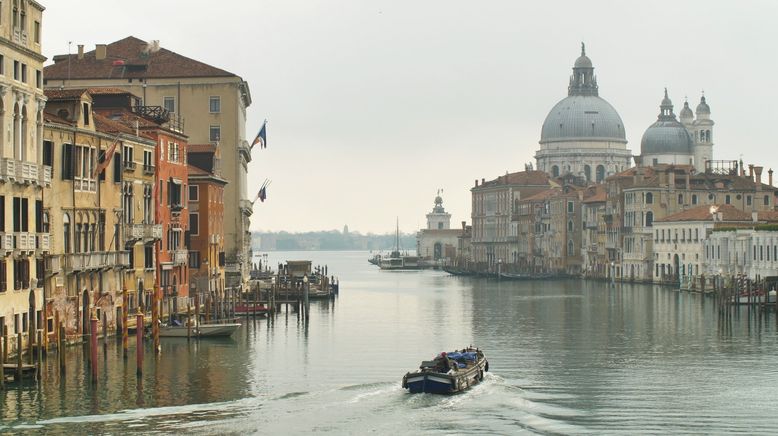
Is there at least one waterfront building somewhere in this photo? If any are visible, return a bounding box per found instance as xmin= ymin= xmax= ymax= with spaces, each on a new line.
xmin=43 ymin=36 xmax=253 ymax=292
xmin=653 ymin=204 xmax=754 ymax=285
xmin=89 ymin=88 xmax=189 ymax=313
xmin=0 ymin=0 xmax=48 ymax=345
xmin=42 ymin=88 xmax=155 ymax=337
xmin=470 ymin=170 xmax=550 ymax=270
xmin=416 ymin=193 xmax=461 ymax=264
xmin=637 ymin=90 xmax=714 ymax=173
xmin=536 ymin=44 xmax=632 ymax=181
xmin=516 ymin=188 xmax=557 ymax=272
xmin=704 ymin=213 xmax=778 ymax=280
xmin=581 ymin=184 xmax=607 ymax=278
xmin=187 ymin=144 xmax=227 ymax=303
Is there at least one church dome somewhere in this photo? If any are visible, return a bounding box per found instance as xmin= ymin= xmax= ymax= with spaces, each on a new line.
xmin=679 ymin=100 xmax=693 ymax=121
xmin=641 ymin=90 xmax=693 ymax=155
xmin=540 ymin=95 xmax=627 ymax=143
xmin=540 ymin=43 xmax=626 ymax=144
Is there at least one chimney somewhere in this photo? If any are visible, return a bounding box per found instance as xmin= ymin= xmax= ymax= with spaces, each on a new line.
xmin=95 ymin=44 xmax=107 ymax=60
xmin=749 ymin=164 xmax=754 ymax=180
xmin=77 ymin=44 xmax=84 ymax=59
xmin=668 ymin=170 xmax=675 ymax=188
xmin=481 ymin=178 xmax=485 ymax=185
xmin=769 ymin=168 xmax=774 ymax=186
xmin=755 ymin=166 xmax=763 ymax=191
xmin=461 ymin=221 xmax=466 ymax=231
xmin=474 ymin=179 xmax=478 ymax=187
xmin=685 ymin=172 xmax=690 ymax=190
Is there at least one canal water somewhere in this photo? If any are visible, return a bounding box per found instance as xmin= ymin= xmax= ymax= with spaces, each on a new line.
xmin=3 ymin=251 xmax=778 ymax=434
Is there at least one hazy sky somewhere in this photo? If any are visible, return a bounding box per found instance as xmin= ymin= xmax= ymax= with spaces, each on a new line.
xmin=42 ymin=1 xmax=778 ymax=234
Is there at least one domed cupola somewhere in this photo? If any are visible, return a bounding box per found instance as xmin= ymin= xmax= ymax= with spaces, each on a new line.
xmin=695 ymin=94 xmax=711 ymax=121
xmin=640 ymin=89 xmax=694 ymax=160
xmin=679 ymin=98 xmax=694 ymax=125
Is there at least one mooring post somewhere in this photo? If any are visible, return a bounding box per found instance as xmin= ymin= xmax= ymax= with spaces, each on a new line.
xmin=123 ymin=288 xmax=129 ymax=359
xmin=195 ymin=292 xmax=200 ymax=330
xmin=37 ymin=330 xmax=43 ymax=382
xmin=27 ymin=326 xmax=34 ymax=366
xmin=90 ymin=311 xmax=98 ymax=384
xmin=58 ymin=323 xmax=65 ymax=375
xmin=152 ymin=285 xmax=160 ymax=355
xmin=16 ymin=332 xmax=23 ymax=382
xmin=187 ymin=301 xmax=192 ymax=340
xmin=102 ymin=312 xmax=108 ymax=354
xmin=0 ymin=335 xmax=5 ymax=389
xmin=136 ymin=310 xmax=144 ymax=377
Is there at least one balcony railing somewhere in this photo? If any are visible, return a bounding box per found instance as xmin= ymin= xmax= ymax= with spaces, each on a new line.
xmin=40 ymin=165 xmax=52 ymax=186
xmin=16 ymin=161 xmax=39 ymax=184
xmin=0 ymin=233 xmax=11 ymax=251
xmin=173 ymin=249 xmax=188 ymax=265
xmin=37 ymin=233 xmax=50 ymax=251
xmin=45 ymin=255 xmax=62 ymax=274
xmin=209 ymin=233 xmax=221 ymax=245
xmin=124 ymin=223 xmax=144 ymax=241
xmin=143 ymin=224 xmax=163 ymax=240
xmin=143 ymin=164 xmax=155 ymax=175
xmin=64 ymin=251 xmax=131 ymax=272
xmin=123 ymin=160 xmax=137 ymax=172
xmin=0 ymin=158 xmax=14 ymax=180
xmin=14 ymin=232 xmax=35 ymax=251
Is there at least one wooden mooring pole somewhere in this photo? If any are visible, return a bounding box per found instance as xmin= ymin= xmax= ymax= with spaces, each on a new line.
xmin=36 ymin=330 xmax=43 ymax=382
xmin=58 ymin=323 xmax=65 ymax=375
xmin=90 ymin=312 xmax=98 ymax=384
xmin=0 ymin=335 xmax=5 ymax=389
xmin=16 ymin=332 xmax=23 ymax=382
xmin=123 ymin=288 xmax=129 ymax=359
xmin=136 ymin=310 xmax=144 ymax=377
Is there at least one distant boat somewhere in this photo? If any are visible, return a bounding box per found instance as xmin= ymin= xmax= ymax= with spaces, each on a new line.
xmin=234 ymin=303 xmax=269 ymax=317
xmin=379 ymin=218 xmax=422 ymax=270
xmin=402 ymin=347 xmax=489 ymax=394
xmin=442 ymin=266 xmax=475 ymax=276
xmin=159 ymin=322 xmax=241 ymax=338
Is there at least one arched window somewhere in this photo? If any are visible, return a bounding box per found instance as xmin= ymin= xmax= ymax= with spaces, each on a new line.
xmin=596 ymin=165 xmax=605 ymax=183
xmin=20 ymin=105 xmax=27 ymax=161
xmin=63 ymin=213 xmax=71 ymax=253
xmin=551 ymin=165 xmax=559 ymax=178
xmin=706 ymin=130 xmax=711 ymax=142
xmin=645 ymin=211 xmax=653 ymax=227
xmin=584 ymin=165 xmax=591 ymax=182
xmin=12 ymin=103 xmax=19 ymax=159
xmin=678 ymin=193 xmax=683 ymax=205
xmin=567 ymin=220 xmax=574 ymax=232
xmin=567 ymin=240 xmax=574 ymax=256
xmin=692 ymin=194 xmax=698 ymax=205
xmin=19 ymin=0 xmax=26 ymax=32
xmin=645 ymin=192 xmax=653 ymax=204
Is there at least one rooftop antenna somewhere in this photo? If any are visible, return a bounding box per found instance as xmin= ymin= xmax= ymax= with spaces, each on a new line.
xmin=67 ymin=41 xmax=72 ymax=84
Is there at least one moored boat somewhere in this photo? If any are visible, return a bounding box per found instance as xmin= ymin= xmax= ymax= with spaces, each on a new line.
xmin=234 ymin=303 xmax=269 ymax=317
xmin=159 ymin=322 xmax=241 ymax=338
xmin=402 ymin=347 xmax=488 ymax=394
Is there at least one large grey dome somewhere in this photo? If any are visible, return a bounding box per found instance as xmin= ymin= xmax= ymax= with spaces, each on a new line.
xmin=640 ymin=121 xmax=693 ymax=155
xmin=641 ymin=90 xmax=694 ymax=155
xmin=540 ymin=95 xmax=627 ymax=143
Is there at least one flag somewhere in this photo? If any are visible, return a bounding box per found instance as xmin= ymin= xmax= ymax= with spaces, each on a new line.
xmin=253 ymin=179 xmax=270 ymax=204
xmin=92 ymin=136 xmax=120 ymax=178
xmin=251 ymin=120 xmax=267 ymax=150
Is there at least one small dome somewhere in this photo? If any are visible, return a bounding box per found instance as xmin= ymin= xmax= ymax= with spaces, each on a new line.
xmin=679 ymin=100 xmax=693 ymax=120
xmin=696 ymin=95 xmax=710 ymax=114
xmin=574 ymin=54 xmax=592 ymax=68
xmin=434 ymin=195 xmax=443 ymax=205
xmin=641 ymin=121 xmax=694 ymax=155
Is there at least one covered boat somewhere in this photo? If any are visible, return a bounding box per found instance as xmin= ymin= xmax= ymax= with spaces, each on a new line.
xmin=402 ymin=347 xmax=488 ymax=394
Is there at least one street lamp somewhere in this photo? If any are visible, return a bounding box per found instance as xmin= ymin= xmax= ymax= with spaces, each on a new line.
xmin=497 ymin=258 xmax=502 ymax=279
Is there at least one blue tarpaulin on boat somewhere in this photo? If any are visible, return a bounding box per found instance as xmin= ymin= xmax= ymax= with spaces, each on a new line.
xmin=446 ymin=352 xmax=477 ymax=361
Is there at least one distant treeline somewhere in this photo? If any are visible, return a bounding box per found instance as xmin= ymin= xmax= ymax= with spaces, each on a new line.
xmin=251 ymin=230 xmax=417 ymax=251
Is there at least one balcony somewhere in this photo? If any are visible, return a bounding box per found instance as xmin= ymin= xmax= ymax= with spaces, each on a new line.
xmin=45 ymin=255 xmax=62 ymax=274
xmin=14 ymin=232 xmax=35 ymax=251
xmin=37 ymin=233 xmax=50 ymax=251
xmin=0 ymin=233 xmax=11 ymax=251
xmin=124 ymin=223 xmax=144 ymax=241
xmin=240 ymin=199 xmax=253 ymax=216
xmin=173 ymin=249 xmax=188 ymax=265
xmin=64 ymin=251 xmax=131 ymax=272
xmin=15 ymin=161 xmax=39 ymax=184
xmin=40 ymin=165 xmax=52 ymax=186
xmin=123 ymin=160 xmax=137 ymax=172
xmin=209 ymin=233 xmax=221 ymax=245
xmin=0 ymin=158 xmax=14 ymax=180
xmin=143 ymin=224 xmax=163 ymax=240
xmin=142 ymin=164 xmax=155 ymax=175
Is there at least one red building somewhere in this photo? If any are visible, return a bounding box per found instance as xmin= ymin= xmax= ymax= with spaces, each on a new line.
xmin=90 ymin=89 xmax=190 ymax=308
xmin=187 ymin=144 xmax=226 ymax=302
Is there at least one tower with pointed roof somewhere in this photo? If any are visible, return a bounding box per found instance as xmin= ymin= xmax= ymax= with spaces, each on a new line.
xmin=690 ymin=94 xmax=714 ymax=172
xmin=537 ymin=44 xmax=632 ymax=183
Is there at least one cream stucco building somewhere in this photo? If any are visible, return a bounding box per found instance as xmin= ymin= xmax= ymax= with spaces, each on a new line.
xmin=42 ymin=36 xmax=253 ymax=291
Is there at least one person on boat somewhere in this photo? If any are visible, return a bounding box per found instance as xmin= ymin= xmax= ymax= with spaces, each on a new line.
xmin=435 ymin=352 xmax=451 ymax=372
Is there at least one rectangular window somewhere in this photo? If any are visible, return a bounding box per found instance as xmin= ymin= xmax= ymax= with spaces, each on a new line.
xmin=209 ymin=96 xmax=221 ymax=113
xmin=34 ymin=20 xmax=40 ymax=43
xmin=0 ymin=261 xmax=6 ymax=293
xmin=0 ymin=55 xmax=4 ymax=75
xmin=35 ymin=69 xmax=41 ymax=88
xmin=0 ymin=196 xmax=5 ymax=232
xmin=747 ymin=195 xmax=752 ymax=206
xmin=21 ymin=63 xmax=26 ymax=83
xmin=144 ymin=245 xmax=154 ymax=269
xmin=725 ymin=195 xmax=731 ymax=205
xmin=209 ymin=125 xmax=221 ymax=142
xmin=567 ymin=201 xmax=573 ymax=213
xmin=13 ymin=60 xmax=19 ymax=80
xmin=189 ymin=185 xmax=199 ymax=202
xmin=43 ymin=140 xmax=53 ymax=167
xmin=189 ymin=251 xmax=200 ymax=269
xmin=163 ymin=96 xmax=175 ymax=113
xmin=189 ymin=213 xmax=199 ymax=236
xmin=82 ymin=102 xmax=89 ymax=125
xmin=35 ymin=200 xmax=42 ymax=233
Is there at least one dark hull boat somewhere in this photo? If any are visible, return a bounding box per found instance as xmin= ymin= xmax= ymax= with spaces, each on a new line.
xmin=402 ymin=348 xmax=488 ymax=394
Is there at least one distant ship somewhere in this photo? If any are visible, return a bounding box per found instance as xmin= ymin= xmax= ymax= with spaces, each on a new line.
xmin=379 ymin=219 xmax=421 ymax=270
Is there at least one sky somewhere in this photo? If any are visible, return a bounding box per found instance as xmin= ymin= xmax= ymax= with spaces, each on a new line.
xmin=42 ymin=0 xmax=778 ymax=234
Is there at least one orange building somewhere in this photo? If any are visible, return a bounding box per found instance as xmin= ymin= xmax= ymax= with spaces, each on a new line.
xmin=187 ymin=144 xmax=226 ymax=301
xmin=89 ymin=89 xmax=190 ymax=310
